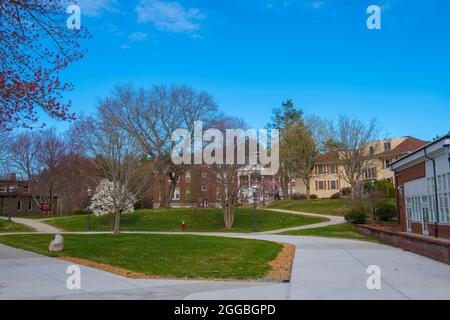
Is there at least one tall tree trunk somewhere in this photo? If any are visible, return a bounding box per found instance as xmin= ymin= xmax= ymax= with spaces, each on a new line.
xmin=113 ymin=211 xmax=121 ymax=235
xmin=351 ymin=181 xmax=358 ymax=200
xmin=305 ymin=176 xmax=311 ymax=200
xmin=165 ymin=177 xmax=177 ymax=209
xmin=224 ymin=205 xmax=235 ymax=229
xmin=281 ymin=177 xmax=289 ymax=200
xmin=159 ymin=178 xmax=166 ymax=208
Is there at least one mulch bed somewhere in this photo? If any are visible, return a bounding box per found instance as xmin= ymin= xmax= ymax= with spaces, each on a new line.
xmin=266 ymin=243 xmax=295 ymax=282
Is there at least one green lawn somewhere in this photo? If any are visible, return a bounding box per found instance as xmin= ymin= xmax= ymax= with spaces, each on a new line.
xmin=42 ymin=208 xmax=327 ymax=233
xmin=281 ymin=223 xmax=382 ymax=243
xmin=0 ymin=219 xmax=35 ymax=233
xmin=0 ymin=234 xmax=282 ymax=279
xmin=267 ymin=199 xmax=351 ymax=216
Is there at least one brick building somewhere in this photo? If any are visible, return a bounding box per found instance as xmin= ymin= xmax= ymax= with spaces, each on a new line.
xmin=152 ymin=165 xmax=282 ymax=208
xmin=390 ymin=134 xmax=450 ymax=240
xmin=0 ymin=174 xmax=57 ymax=217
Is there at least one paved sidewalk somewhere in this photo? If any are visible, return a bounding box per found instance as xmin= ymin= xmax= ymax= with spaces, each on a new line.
xmin=257 ymin=208 xmax=345 ymax=234
xmin=1 ymin=234 xmax=449 ymax=300
xmin=0 ymin=217 xmax=61 ymax=234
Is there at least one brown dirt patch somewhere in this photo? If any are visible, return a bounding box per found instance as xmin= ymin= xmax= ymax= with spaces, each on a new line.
xmin=266 ymin=243 xmax=295 ymax=282
xmin=60 ymin=257 xmax=153 ymax=279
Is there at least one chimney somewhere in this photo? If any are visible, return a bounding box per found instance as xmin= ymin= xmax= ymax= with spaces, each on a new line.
xmin=8 ymin=173 xmax=16 ymax=181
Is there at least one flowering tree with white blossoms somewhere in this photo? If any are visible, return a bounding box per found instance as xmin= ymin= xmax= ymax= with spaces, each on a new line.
xmin=90 ymin=179 xmax=136 ymax=217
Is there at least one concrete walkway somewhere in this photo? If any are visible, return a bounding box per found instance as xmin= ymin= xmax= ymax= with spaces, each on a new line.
xmin=257 ymin=208 xmax=345 ymax=234
xmin=0 ymin=217 xmax=61 ymax=234
xmin=1 ymin=232 xmax=449 ymax=299
xmin=1 ymin=212 xmax=449 ymax=300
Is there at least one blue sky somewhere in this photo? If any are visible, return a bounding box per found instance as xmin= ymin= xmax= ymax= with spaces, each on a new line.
xmin=52 ymin=0 xmax=450 ymax=140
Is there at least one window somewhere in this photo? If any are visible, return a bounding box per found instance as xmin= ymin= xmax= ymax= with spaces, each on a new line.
xmin=186 ymin=171 xmax=191 ymax=182
xmin=363 ymin=168 xmax=377 ymax=180
xmin=329 ymin=165 xmax=337 ymax=174
xmin=185 ymin=189 xmax=191 ymax=201
xmin=17 ymin=201 xmax=22 ymax=211
xmin=384 ymin=159 xmax=390 ymax=169
xmin=318 ymin=181 xmax=324 ymax=190
xmin=316 ymin=165 xmax=324 ymax=175
xmin=172 ymin=188 xmax=180 ymax=201
xmin=384 ymin=141 xmax=391 ymax=151
xmin=28 ymin=201 xmax=33 ymax=211
xmin=23 ymin=185 xmax=29 ymax=193
xmin=201 ymin=183 xmax=207 ymax=192
xmin=369 ymin=146 xmax=375 ymax=155
xmin=330 ymin=180 xmax=337 ymax=190
xmin=0 ymin=185 xmax=6 ymax=192
xmin=202 ymin=171 xmax=208 ymax=179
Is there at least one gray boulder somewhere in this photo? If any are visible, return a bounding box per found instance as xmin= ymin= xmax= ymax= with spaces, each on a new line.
xmin=48 ymin=234 xmax=64 ymax=252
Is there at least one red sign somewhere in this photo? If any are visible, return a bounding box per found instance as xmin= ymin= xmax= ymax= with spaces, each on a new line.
xmin=41 ymin=203 xmax=52 ymax=212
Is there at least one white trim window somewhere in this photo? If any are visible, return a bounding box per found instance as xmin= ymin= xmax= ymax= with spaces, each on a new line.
xmin=172 ymin=188 xmax=181 ymax=201
xmin=363 ymin=168 xmax=377 ymax=180
xmin=330 ymin=180 xmax=337 ymax=190
xmin=186 ymin=171 xmax=191 ymax=183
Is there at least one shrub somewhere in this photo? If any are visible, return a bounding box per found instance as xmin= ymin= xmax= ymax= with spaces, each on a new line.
xmin=364 ymin=179 xmax=396 ymax=198
xmin=376 ymin=201 xmax=397 ymax=221
xmin=310 ymin=194 xmax=318 ymax=200
xmin=292 ymin=193 xmax=307 ymax=200
xmin=330 ymin=192 xmax=342 ymax=199
xmin=71 ymin=209 xmax=87 ymax=215
xmin=345 ymin=209 xmax=368 ymax=224
xmin=341 ymin=187 xmax=352 ymax=197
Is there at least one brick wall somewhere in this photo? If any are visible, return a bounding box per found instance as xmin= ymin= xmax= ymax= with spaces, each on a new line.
xmin=395 ymin=162 xmax=426 ymax=232
xmin=357 ymin=225 xmax=450 ymax=264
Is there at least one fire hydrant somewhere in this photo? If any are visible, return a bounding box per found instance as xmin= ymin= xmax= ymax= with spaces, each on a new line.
xmin=182 ymin=222 xmax=186 ymax=231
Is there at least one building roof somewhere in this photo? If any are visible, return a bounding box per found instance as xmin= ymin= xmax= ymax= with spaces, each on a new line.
xmin=315 ymin=151 xmax=340 ymax=164
xmin=390 ymin=133 xmax=450 ymax=171
xmin=378 ymin=136 xmax=429 ymax=157
xmin=315 ymin=136 xmax=428 ymax=164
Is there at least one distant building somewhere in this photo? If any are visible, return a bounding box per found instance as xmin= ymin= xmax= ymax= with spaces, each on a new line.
xmin=293 ymin=136 xmax=428 ymax=198
xmin=0 ymin=173 xmax=57 ymax=217
xmin=390 ymin=134 xmax=450 ymax=239
xmin=152 ymin=165 xmax=282 ymax=208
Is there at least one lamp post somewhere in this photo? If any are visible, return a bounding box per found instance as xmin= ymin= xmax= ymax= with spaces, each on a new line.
xmin=252 ymin=185 xmax=258 ymax=232
xmin=8 ymin=185 xmax=13 ymax=222
xmin=371 ymin=180 xmax=376 ymax=222
xmin=86 ymin=188 xmax=92 ymax=231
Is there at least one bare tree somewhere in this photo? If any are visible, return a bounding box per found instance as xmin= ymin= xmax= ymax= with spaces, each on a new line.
xmin=0 ymin=129 xmax=11 ymax=176
xmin=76 ymin=114 xmax=151 ymax=234
xmin=8 ymin=131 xmax=43 ymax=208
xmin=208 ymin=116 xmax=249 ymax=229
xmin=98 ymin=84 xmax=217 ymax=208
xmin=330 ymin=115 xmax=382 ymax=199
